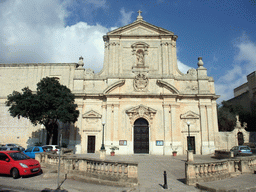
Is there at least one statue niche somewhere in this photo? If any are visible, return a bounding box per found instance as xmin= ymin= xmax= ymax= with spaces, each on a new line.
xmin=131 ymin=42 xmax=149 ymax=70
xmin=136 ymin=49 xmax=144 ymax=66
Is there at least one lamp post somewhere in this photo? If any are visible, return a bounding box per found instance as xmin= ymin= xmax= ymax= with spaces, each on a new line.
xmin=187 ymin=121 xmax=192 ymax=151
xmin=101 ymin=122 xmax=105 ymax=150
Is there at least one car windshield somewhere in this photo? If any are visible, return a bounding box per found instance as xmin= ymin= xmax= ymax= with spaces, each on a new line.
xmin=9 ymin=152 xmax=30 ymax=160
xmin=240 ymin=146 xmax=250 ymax=150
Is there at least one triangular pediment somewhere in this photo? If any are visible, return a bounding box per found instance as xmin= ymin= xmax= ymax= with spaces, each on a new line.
xmin=83 ymin=110 xmax=102 ymax=119
xmin=108 ymin=20 xmax=174 ymax=36
xmin=126 ymin=104 xmax=157 ymax=114
xmin=180 ymin=111 xmax=200 ymax=119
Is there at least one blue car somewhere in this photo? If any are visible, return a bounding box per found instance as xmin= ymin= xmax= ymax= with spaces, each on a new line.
xmin=23 ymin=146 xmax=44 ymax=158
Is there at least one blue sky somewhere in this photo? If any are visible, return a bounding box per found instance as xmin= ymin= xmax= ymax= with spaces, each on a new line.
xmin=0 ymin=0 xmax=256 ymax=103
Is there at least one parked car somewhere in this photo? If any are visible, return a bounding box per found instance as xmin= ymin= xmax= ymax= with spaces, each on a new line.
xmin=244 ymin=143 xmax=256 ymax=149
xmin=23 ymin=146 xmax=44 ymax=158
xmin=0 ymin=146 xmax=20 ymax=151
xmin=0 ymin=151 xmax=41 ymax=179
xmin=4 ymin=144 xmax=25 ymax=151
xmin=230 ymin=146 xmax=253 ymax=156
xmin=42 ymin=145 xmax=60 ymax=154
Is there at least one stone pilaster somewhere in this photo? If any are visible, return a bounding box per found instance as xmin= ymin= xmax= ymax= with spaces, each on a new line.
xmin=75 ymin=102 xmax=83 ymax=154
xmin=113 ymin=104 xmax=119 ymax=141
xmin=105 ymin=104 xmax=112 ymax=144
xmin=199 ymin=103 xmax=209 ymax=154
xmin=163 ymin=104 xmax=171 ymax=155
xmin=171 ymin=35 xmax=178 ymax=75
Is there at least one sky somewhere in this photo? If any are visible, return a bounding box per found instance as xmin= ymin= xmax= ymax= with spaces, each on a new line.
xmin=0 ymin=0 xmax=256 ymax=103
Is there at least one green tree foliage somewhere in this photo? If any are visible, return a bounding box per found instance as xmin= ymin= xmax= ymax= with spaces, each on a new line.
xmin=217 ymin=101 xmax=236 ymax=131
xmin=6 ymin=77 xmax=79 ymax=144
xmin=218 ymin=100 xmax=255 ymax=132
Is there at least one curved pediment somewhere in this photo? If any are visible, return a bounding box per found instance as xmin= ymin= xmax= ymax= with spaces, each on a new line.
xmin=103 ymin=80 xmax=125 ymax=95
xmin=156 ymin=80 xmax=179 ymax=94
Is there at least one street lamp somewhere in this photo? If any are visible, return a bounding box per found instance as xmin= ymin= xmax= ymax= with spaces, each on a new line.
xmin=101 ymin=122 xmax=105 ymax=150
xmin=187 ymin=121 xmax=192 ymax=151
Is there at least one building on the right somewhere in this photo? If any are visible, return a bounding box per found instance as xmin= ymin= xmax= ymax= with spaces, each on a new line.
xmin=216 ymin=71 xmax=256 ymax=150
xmin=227 ymin=71 xmax=256 ymax=116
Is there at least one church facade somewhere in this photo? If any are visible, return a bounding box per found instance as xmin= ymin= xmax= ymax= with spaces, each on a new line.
xmin=0 ymin=12 xmax=220 ymax=155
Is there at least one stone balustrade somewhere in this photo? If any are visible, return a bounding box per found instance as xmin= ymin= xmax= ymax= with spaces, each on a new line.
xmin=35 ymin=153 xmax=138 ymax=185
xmin=186 ymin=156 xmax=256 ymax=185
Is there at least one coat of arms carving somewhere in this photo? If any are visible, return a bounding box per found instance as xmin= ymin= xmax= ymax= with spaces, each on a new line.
xmin=134 ymin=73 xmax=148 ymax=91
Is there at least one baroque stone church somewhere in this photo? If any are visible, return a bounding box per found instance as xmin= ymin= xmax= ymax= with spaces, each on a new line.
xmin=0 ymin=11 xmax=220 ymax=155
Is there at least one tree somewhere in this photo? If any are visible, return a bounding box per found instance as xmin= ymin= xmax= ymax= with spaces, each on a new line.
xmin=218 ymin=100 xmax=255 ymax=132
xmin=217 ymin=102 xmax=236 ymax=131
xmin=6 ymin=77 xmax=79 ymax=144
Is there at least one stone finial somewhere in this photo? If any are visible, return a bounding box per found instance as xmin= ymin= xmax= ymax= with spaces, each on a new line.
xmin=78 ymin=56 xmax=84 ymax=68
xmin=197 ymin=57 xmax=204 ymax=67
xmin=137 ymin=10 xmax=143 ymax=21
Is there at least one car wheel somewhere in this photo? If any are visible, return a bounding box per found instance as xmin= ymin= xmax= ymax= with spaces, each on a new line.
xmin=11 ymin=168 xmax=20 ymax=179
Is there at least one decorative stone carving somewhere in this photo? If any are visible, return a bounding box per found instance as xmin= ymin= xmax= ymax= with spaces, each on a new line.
xmin=186 ymin=84 xmax=198 ymax=91
xmin=156 ymin=80 xmax=179 ymax=94
xmin=126 ymin=105 xmax=157 ymax=124
xmin=180 ymin=111 xmax=200 ymax=119
xmin=180 ymin=111 xmax=200 ymax=132
xmin=83 ymin=110 xmax=102 ymax=124
xmin=134 ymin=73 xmax=148 ymax=92
xmin=187 ymin=69 xmax=197 ymax=77
xmin=136 ymin=50 xmax=144 ymax=66
xmin=85 ymin=69 xmax=94 ymax=79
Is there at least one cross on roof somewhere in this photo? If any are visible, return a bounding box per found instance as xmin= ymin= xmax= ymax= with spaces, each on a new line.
xmin=137 ymin=10 xmax=143 ymax=20
xmin=138 ymin=10 xmax=142 ymax=16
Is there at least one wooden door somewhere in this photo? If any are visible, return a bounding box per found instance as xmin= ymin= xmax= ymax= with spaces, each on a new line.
xmin=87 ymin=136 xmax=95 ymax=153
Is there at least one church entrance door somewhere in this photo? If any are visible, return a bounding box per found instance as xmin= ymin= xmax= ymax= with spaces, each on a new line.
xmin=87 ymin=136 xmax=95 ymax=153
xmin=134 ymin=118 xmax=149 ymax=154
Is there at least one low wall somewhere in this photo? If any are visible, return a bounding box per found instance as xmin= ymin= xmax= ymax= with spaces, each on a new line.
xmin=214 ymin=150 xmax=233 ymax=159
xmin=35 ymin=153 xmax=138 ymax=186
xmin=185 ymin=156 xmax=256 ymax=185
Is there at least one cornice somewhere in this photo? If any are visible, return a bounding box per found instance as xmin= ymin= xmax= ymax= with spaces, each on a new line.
xmin=0 ymin=63 xmax=77 ymax=67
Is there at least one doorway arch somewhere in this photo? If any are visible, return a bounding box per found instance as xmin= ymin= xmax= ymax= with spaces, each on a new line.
xmin=237 ymin=132 xmax=244 ymax=146
xmin=134 ymin=118 xmax=149 ymax=154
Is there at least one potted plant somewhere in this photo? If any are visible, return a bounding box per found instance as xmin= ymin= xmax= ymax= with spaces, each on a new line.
xmin=109 ymin=146 xmax=119 ymax=156
xmin=172 ymin=147 xmax=178 ymax=156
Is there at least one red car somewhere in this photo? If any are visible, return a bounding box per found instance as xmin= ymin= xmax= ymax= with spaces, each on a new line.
xmin=0 ymin=151 xmax=41 ymax=179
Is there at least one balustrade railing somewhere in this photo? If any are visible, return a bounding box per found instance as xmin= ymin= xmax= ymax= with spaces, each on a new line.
xmin=35 ymin=153 xmax=138 ymax=185
xmin=186 ymin=156 xmax=256 ymax=185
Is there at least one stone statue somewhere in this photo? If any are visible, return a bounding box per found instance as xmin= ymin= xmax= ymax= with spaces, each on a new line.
xmin=136 ymin=50 xmax=144 ymax=65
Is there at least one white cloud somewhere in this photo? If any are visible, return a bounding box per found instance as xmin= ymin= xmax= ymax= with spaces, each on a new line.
xmin=215 ymin=34 xmax=256 ymax=103
xmin=0 ymin=0 xmax=108 ymax=72
xmin=177 ymin=60 xmax=191 ymax=74
xmin=119 ymin=8 xmax=134 ymax=26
